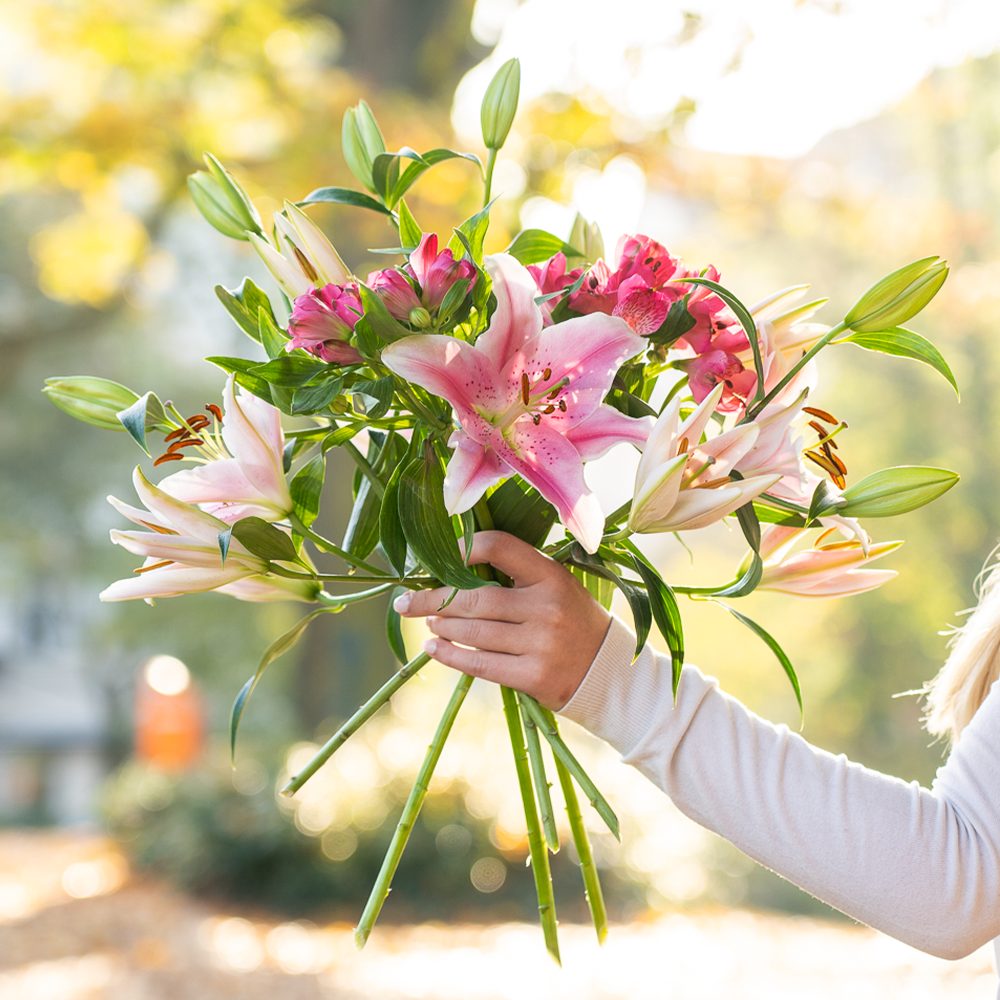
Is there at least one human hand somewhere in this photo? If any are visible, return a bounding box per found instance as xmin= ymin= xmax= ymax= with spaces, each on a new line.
xmin=392 ymin=530 xmax=611 ymax=710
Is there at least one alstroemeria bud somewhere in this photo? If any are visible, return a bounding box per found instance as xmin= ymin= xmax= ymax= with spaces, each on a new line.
xmin=187 ymin=154 xmax=263 ymax=241
xmin=408 ymin=306 xmax=432 ymax=329
xmin=844 ymin=256 xmax=948 ymax=332
xmin=43 ymin=376 xmax=140 ymax=430
xmin=480 ymin=58 xmax=520 ymax=151
xmin=342 ymin=101 xmax=386 ymax=193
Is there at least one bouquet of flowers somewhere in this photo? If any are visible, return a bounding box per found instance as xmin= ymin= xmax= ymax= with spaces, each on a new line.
xmin=45 ymin=59 xmax=959 ymax=960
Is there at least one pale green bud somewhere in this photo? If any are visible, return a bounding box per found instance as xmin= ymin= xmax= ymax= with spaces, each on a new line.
xmin=43 ymin=376 xmax=139 ymax=431
xmin=480 ymin=58 xmax=520 ymax=151
xmin=844 ymin=257 xmax=948 ymax=333
xmin=568 ymin=212 xmax=604 ymax=263
xmin=187 ymin=153 xmax=263 ymax=240
xmin=408 ymin=306 xmax=432 ymax=329
xmin=837 ymin=465 xmax=960 ymax=518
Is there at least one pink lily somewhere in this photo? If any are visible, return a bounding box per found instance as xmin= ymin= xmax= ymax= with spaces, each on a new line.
xmin=381 ymin=253 xmax=652 ymax=552
xmin=287 ymin=283 xmax=364 ymax=365
xmin=101 ymin=467 xmax=316 ymax=603
xmin=157 ymin=376 xmax=293 ymax=524
xmin=628 ymin=383 xmax=781 ymax=533
xmin=756 ymin=524 xmax=901 ymax=597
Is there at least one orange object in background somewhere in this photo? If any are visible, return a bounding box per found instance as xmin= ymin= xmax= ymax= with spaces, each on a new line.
xmin=134 ymin=655 xmax=203 ymax=770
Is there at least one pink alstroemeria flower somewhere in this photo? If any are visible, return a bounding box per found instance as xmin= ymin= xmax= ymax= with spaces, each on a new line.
xmin=368 ymin=268 xmax=423 ymax=323
xmin=570 ymin=234 xmax=685 ymax=335
xmin=527 ymin=252 xmax=583 ymax=326
xmin=407 ymin=233 xmax=477 ymax=311
xmin=756 ymin=524 xmax=901 ymax=597
xmin=628 ymin=383 xmax=781 ymax=534
xmin=287 ymin=283 xmax=363 ymax=365
xmin=101 ymin=467 xmax=317 ymax=603
xmin=158 ymin=376 xmax=293 ymax=524
xmin=382 ymin=253 xmax=652 ymax=552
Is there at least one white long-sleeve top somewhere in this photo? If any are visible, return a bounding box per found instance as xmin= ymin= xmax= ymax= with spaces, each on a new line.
xmin=558 ymin=616 xmax=1000 ymax=989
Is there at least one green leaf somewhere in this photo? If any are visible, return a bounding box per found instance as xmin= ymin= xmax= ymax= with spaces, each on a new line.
xmin=258 ymin=307 xmax=288 ymax=360
xmin=379 ymin=459 xmax=409 ymax=576
xmin=568 ymin=565 xmax=615 ymax=609
xmin=298 ymin=186 xmax=392 ymax=215
xmin=389 ymin=148 xmax=482 ymax=207
xmin=841 ymin=326 xmax=959 ymax=397
xmin=352 ymin=375 xmax=395 ymax=420
xmin=806 ymin=478 xmax=845 ymax=522
xmin=204 ymin=356 xmax=273 ymax=402
xmin=357 ymin=283 xmax=412 ymax=343
xmin=116 ymin=391 xmax=167 ymax=456
xmin=713 ymin=552 xmax=763 ymax=598
xmin=231 ymin=608 xmax=336 ymax=760
xmin=251 ymin=355 xmax=328 ymax=387
xmin=371 ymin=151 xmax=401 ymax=204
xmin=230 ymin=516 xmax=299 ymax=562
xmin=449 ymin=199 xmax=495 ymax=264
xmin=626 ymin=549 xmax=685 ymax=695
xmin=397 ymin=198 xmax=422 ymax=250
xmin=838 ymin=465 xmax=960 ymax=518
xmin=567 ymin=548 xmax=651 ymax=659
xmin=716 ymin=602 xmax=802 ymax=719
xmin=386 ymin=590 xmax=407 ymax=663
xmin=290 ymin=376 xmax=343 ymax=415
xmin=218 ymin=526 xmax=232 ymax=565
xmin=751 ymin=502 xmax=808 ymax=528
xmin=435 ymin=275 xmax=473 ymax=326
xmin=486 ymin=479 xmax=557 ymax=547
xmin=397 ymin=446 xmax=495 ymax=590
xmin=290 ymin=454 xmax=326 ymax=528
xmin=505 ymin=229 xmax=581 ymax=265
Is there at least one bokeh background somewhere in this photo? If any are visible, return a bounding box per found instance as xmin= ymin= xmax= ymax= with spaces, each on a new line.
xmin=2 ymin=0 xmax=1000 ymax=997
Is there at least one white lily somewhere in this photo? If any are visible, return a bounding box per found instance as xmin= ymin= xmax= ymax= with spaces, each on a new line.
xmin=250 ymin=201 xmax=351 ymax=298
xmin=101 ymin=467 xmax=315 ymax=604
xmin=629 ymin=383 xmax=781 ymax=533
xmin=157 ymin=376 xmax=292 ymax=524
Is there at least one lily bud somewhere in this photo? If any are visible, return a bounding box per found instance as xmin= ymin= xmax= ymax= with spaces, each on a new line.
xmin=43 ymin=376 xmax=140 ymax=430
xmin=568 ymin=212 xmax=604 ymax=263
xmin=276 ymin=201 xmax=351 ymax=286
xmin=480 ymin=58 xmax=520 ymax=151
xmin=341 ymin=101 xmax=386 ymax=193
xmin=187 ymin=154 xmax=263 ymax=240
xmin=837 ymin=465 xmax=960 ymax=518
xmin=844 ymin=256 xmax=948 ymax=332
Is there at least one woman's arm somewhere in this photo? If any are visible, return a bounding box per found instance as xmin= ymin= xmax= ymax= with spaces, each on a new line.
xmin=562 ymin=615 xmax=1000 ymax=960
xmin=396 ymin=531 xmax=1000 ymax=959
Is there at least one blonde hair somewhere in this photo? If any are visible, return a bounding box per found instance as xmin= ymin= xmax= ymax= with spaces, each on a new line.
xmin=924 ymin=542 xmax=1000 ymax=744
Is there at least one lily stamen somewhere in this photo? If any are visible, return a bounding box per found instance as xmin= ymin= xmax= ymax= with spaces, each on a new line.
xmin=134 ymin=559 xmax=174 ymax=574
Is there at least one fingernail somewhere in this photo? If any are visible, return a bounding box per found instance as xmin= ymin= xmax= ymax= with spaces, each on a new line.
xmin=423 ymin=638 xmax=438 ymax=656
xmin=393 ymin=593 xmax=411 ymax=613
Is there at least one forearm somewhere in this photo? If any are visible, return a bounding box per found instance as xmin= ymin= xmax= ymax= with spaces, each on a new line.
xmin=559 ymin=617 xmax=1000 ymax=959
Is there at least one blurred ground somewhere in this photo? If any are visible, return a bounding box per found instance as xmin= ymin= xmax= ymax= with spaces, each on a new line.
xmin=0 ymin=831 xmax=993 ymax=1000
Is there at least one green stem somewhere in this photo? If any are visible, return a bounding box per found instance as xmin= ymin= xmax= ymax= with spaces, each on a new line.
xmin=269 ymin=565 xmax=405 ymax=584
xmin=501 ymin=685 xmax=560 ymax=964
xmin=355 ymin=672 xmax=474 ymax=948
xmin=603 ymin=526 xmax=632 ymax=544
xmin=316 ymin=582 xmax=396 ymax=606
xmin=744 ymin=320 xmax=847 ymax=420
xmin=344 ymin=440 xmax=386 ymax=499
xmin=483 ymin=147 xmax=498 ymax=206
xmin=546 ymin=708 xmax=608 ymax=944
xmin=291 ymin=516 xmax=385 ymax=575
xmin=519 ymin=695 xmax=620 ymax=841
xmin=281 ymin=651 xmax=431 ymax=795
xmin=518 ymin=692 xmax=559 ymax=853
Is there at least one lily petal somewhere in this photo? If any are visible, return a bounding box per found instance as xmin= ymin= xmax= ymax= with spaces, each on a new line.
xmin=132 ymin=467 xmax=229 ymax=544
xmin=382 ymin=333 xmax=506 ymax=417
xmin=565 ymin=407 xmax=653 ymax=461
xmin=248 ymin=232 xmax=312 ymax=299
xmin=99 ymin=563 xmax=256 ymax=602
xmin=443 ymin=430 xmax=507 ymax=514
xmin=477 ymin=253 xmax=544 ymax=371
xmin=629 ymin=452 xmax=689 ymax=532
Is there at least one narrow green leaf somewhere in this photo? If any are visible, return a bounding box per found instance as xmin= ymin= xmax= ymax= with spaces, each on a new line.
xmin=716 ymin=602 xmax=803 ymax=720
xmin=298 ymin=186 xmax=392 ymax=215
xmin=204 ymin=356 xmax=273 ymax=402
xmin=449 ymin=198 xmax=495 ymax=263
xmin=486 ymin=479 xmax=557 ymax=547
xmin=231 ymin=516 xmax=299 ymax=562
xmin=390 ymin=148 xmax=482 ymax=206
xmin=841 ymin=326 xmax=959 ymax=397
xmin=713 ymin=552 xmax=763 ymax=598
xmin=231 ymin=608 xmax=335 ymax=759
xmin=251 ymin=355 xmax=328 ymax=387
xmin=505 ymin=229 xmax=581 ymax=265
xmin=379 ymin=459 xmax=409 ymax=576
xmin=397 ymin=198 xmax=422 ymax=250
xmin=290 ymin=377 xmax=342 ymax=415
xmin=626 ymin=549 xmax=685 ymax=694
xmin=258 ymin=307 xmax=289 ymax=361
xmin=116 ymin=391 xmax=166 ymax=456
xmin=386 ymin=590 xmax=407 ymax=663
xmin=398 ymin=446 xmax=495 ymax=590
xmin=806 ymin=478 xmax=846 ymax=522
xmin=357 ymin=283 xmax=412 ymax=343
xmin=218 ymin=526 xmax=232 ymax=565
xmin=290 ymin=454 xmax=326 ymax=528
xmin=567 ymin=548 xmax=650 ymax=659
